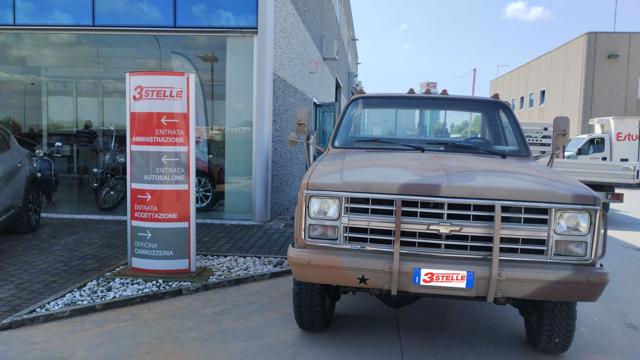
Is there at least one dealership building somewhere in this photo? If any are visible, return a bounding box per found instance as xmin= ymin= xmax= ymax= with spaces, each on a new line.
xmin=490 ymin=32 xmax=640 ymax=137
xmin=0 ymin=0 xmax=358 ymax=222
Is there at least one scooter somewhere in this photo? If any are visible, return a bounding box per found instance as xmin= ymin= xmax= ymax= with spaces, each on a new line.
xmin=89 ymin=126 xmax=126 ymax=211
xmin=33 ymin=141 xmax=62 ymax=205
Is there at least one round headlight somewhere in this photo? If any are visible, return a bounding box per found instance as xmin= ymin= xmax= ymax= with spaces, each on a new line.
xmin=35 ymin=149 xmax=44 ymax=157
xmin=555 ymin=211 xmax=590 ymax=235
xmin=308 ymin=196 xmax=340 ymax=220
xmin=116 ymin=154 xmax=126 ymax=164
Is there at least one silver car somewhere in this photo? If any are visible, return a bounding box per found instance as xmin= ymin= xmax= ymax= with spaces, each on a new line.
xmin=0 ymin=126 xmax=41 ymax=233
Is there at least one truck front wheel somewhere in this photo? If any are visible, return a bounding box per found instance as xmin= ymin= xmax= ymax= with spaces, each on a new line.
xmin=522 ymin=301 xmax=577 ymax=354
xmin=292 ymin=280 xmax=337 ymax=331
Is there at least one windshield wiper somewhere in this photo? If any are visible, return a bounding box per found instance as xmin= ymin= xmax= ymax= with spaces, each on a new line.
xmin=425 ymin=141 xmax=507 ymax=158
xmin=355 ymin=138 xmax=427 ymax=152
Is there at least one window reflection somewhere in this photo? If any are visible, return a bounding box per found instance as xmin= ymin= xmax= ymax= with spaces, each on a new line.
xmin=16 ymin=0 xmax=92 ymax=25
xmin=0 ymin=32 xmax=254 ymax=219
xmin=176 ymin=0 xmax=258 ymax=28
xmin=95 ymin=0 xmax=174 ymax=27
xmin=0 ymin=0 xmax=11 ymax=24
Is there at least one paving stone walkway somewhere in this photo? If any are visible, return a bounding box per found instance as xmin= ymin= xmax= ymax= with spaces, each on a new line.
xmin=0 ymin=218 xmax=293 ymax=322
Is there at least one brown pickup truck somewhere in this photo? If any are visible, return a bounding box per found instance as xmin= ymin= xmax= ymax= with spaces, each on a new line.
xmin=287 ymin=94 xmax=609 ymax=354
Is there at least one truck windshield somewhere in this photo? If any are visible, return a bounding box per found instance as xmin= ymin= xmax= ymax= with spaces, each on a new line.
xmin=565 ymin=137 xmax=585 ymax=153
xmin=333 ymin=97 xmax=530 ymax=157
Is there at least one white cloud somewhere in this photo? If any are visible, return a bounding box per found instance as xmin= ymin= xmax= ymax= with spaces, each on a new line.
xmin=398 ymin=24 xmax=409 ymax=32
xmin=503 ymin=1 xmax=552 ymax=21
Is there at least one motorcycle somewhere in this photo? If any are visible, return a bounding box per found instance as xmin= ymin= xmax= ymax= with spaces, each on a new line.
xmin=89 ymin=126 xmax=126 ymax=211
xmin=33 ymin=141 xmax=63 ymax=205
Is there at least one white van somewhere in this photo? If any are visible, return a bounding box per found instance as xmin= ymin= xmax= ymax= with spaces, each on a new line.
xmin=565 ymin=117 xmax=640 ymax=162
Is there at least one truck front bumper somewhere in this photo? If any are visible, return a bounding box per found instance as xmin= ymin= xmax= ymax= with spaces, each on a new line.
xmin=288 ymin=245 xmax=609 ymax=302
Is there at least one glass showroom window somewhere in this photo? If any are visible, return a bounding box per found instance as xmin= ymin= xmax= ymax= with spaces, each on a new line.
xmin=0 ymin=0 xmax=11 ymax=24
xmin=15 ymin=0 xmax=92 ymax=25
xmin=539 ymin=89 xmax=546 ymax=107
xmin=0 ymin=32 xmax=254 ymax=220
xmin=528 ymin=92 xmax=534 ymax=109
xmin=519 ymin=96 xmax=524 ymax=110
xmin=176 ymin=0 xmax=258 ymax=28
xmin=95 ymin=0 xmax=174 ymax=27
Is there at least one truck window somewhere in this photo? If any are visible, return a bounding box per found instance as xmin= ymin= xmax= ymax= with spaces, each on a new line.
xmin=581 ymin=137 xmax=605 ymax=155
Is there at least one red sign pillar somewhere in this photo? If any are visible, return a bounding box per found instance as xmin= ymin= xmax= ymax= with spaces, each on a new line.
xmin=126 ymin=71 xmax=196 ymax=273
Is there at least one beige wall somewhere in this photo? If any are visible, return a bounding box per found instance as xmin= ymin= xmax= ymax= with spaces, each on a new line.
xmin=491 ymin=32 xmax=640 ymax=137
xmin=490 ymin=34 xmax=588 ymax=137
xmin=583 ymin=33 xmax=640 ymax=130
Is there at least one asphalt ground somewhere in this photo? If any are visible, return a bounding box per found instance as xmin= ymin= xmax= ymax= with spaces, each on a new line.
xmin=1 ymin=189 xmax=639 ymax=359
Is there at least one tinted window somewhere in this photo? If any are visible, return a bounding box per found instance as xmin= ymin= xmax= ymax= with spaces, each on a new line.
xmin=176 ymin=0 xmax=258 ymax=28
xmin=95 ymin=0 xmax=174 ymax=27
xmin=16 ymin=0 xmax=92 ymax=25
xmin=0 ymin=0 xmax=12 ymax=24
xmin=539 ymin=89 xmax=546 ymax=106
xmin=528 ymin=92 xmax=534 ymax=108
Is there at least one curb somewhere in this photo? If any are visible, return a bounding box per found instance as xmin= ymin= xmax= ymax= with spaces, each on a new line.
xmin=1 ymin=264 xmax=290 ymax=332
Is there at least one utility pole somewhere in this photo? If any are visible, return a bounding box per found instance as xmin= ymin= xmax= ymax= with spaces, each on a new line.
xmin=458 ymin=68 xmax=477 ymax=96
xmin=471 ymin=68 xmax=476 ymax=96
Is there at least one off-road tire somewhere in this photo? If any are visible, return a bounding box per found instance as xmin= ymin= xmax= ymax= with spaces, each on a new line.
xmin=523 ymin=301 xmax=577 ymax=354
xmin=292 ymin=280 xmax=336 ymax=331
xmin=13 ymin=181 xmax=42 ymax=233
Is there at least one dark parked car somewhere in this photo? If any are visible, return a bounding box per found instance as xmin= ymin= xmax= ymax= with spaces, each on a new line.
xmin=0 ymin=126 xmax=42 ymax=233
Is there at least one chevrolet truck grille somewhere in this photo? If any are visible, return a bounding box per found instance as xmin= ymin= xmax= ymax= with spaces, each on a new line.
xmin=342 ymin=196 xmax=551 ymax=259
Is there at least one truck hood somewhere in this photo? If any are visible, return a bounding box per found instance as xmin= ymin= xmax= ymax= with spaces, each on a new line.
xmin=307 ymin=150 xmax=597 ymax=205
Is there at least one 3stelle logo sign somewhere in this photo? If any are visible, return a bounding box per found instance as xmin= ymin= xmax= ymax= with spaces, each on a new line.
xmin=413 ymin=268 xmax=474 ymax=289
xmin=126 ymin=71 xmax=196 ymax=273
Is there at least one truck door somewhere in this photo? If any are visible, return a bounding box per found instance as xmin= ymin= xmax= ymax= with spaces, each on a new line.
xmin=577 ymin=136 xmax=607 ymax=161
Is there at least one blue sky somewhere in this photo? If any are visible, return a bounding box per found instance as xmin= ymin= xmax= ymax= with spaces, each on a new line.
xmin=351 ymin=0 xmax=640 ymax=96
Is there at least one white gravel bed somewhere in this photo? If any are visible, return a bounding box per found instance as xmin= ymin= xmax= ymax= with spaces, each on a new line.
xmin=33 ymin=255 xmax=288 ymax=314
xmin=199 ymin=255 xmax=288 ymax=281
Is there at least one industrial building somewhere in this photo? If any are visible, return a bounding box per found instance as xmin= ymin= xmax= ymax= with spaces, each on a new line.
xmin=490 ymin=32 xmax=640 ymax=136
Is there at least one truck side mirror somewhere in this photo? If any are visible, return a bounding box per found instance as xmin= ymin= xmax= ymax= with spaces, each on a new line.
xmin=546 ymin=116 xmax=570 ymax=167
xmin=552 ymin=116 xmax=570 ymax=154
xmin=287 ymin=131 xmax=325 ymax=169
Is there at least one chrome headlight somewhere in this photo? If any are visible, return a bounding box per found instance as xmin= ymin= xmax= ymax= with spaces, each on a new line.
xmin=308 ymin=196 xmax=341 ymax=220
xmin=555 ymin=211 xmax=590 ymax=235
xmin=116 ymin=154 xmax=126 ymax=164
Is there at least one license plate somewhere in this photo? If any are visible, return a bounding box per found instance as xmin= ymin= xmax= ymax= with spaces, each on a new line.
xmin=412 ymin=267 xmax=474 ymax=289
